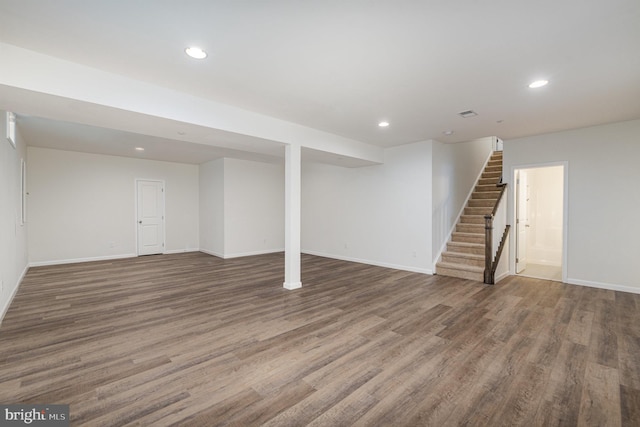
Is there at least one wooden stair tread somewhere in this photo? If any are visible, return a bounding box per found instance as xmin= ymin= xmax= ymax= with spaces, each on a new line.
xmin=452 ymin=231 xmax=484 ymax=237
xmin=436 ymin=262 xmax=483 ymax=273
xmin=447 ymin=241 xmax=483 ymax=248
xmin=442 ymin=251 xmax=484 ymax=260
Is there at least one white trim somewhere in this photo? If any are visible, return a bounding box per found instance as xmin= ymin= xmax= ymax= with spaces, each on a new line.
xmin=20 ymin=159 xmax=26 ymax=225
xmin=283 ymin=281 xmax=302 ymax=290
xmin=163 ymin=248 xmax=201 ymax=255
xmin=199 ymin=248 xmax=284 ymax=259
xmin=29 ymin=253 xmax=136 ymax=267
xmin=199 ymin=248 xmax=225 ymax=258
xmin=223 ymin=248 xmax=285 ymax=259
xmin=567 ymin=278 xmax=640 ymax=295
xmin=303 ymin=250 xmax=433 ymax=275
xmin=433 ymin=149 xmax=495 ymax=265
xmin=0 ymin=264 xmax=29 ymax=325
xmin=562 ymin=164 xmax=569 ymax=284
xmin=494 ymin=270 xmax=510 ymax=284
xmin=510 ymin=161 xmax=569 ymax=283
xmin=6 ymin=111 xmax=16 ymax=148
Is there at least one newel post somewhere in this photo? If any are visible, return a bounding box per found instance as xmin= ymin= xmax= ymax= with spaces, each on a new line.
xmin=484 ymin=214 xmax=493 ymax=284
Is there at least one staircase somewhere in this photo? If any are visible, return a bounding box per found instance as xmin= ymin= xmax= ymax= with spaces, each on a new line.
xmin=436 ymin=151 xmax=503 ymax=281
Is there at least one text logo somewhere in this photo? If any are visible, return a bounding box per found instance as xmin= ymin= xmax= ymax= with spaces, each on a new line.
xmin=1 ymin=405 xmax=69 ymax=426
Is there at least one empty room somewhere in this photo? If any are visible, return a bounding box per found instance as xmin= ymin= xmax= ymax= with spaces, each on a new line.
xmin=1 ymin=1 xmax=639 ymax=426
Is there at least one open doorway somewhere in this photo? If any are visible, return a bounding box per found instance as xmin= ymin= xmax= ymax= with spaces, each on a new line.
xmin=515 ymin=164 xmax=566 ymax=282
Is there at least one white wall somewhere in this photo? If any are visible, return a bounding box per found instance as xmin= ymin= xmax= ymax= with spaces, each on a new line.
xmin=199 ymin=159 xmax=225 ymax=257
xmin=432 ymin=137 xmax=494 ymax=263
xmin=504 ymin=119 xmax=640 ymax=293
xmin=199 ymin=158 xmax=284 ymax=258
xmin=0 ymin=111 xmax=29 ymax=322
xmin=302 ymin=141 xmax=433 ymax=273
xmin=223 ymin=158 xmax=284 ymax=257
xmin=526 ymin=166 xmax=563 ymax=266
xmin=28 ymin=147 xmax=199 ymax=265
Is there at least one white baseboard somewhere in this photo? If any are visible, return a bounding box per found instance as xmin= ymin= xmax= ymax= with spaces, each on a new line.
xmin=163 ymin=248 xmax=201 ymax=255
xmin=494 ymin=270 xmax=510 ymax=284
xmin=567 ymin=278 xmax=640 ymax=295
xmin=222 ymin=248 xmax=284 ymax=259
xmin=199 ymin=248 xmax=284 ymax=259
xmin=302 ymin=250 xmax=433 ymax=275
xmin=283 ymin=281 xmax=302 ymax=290
xmin=199 ymin=249 xmax=224 ymax=258
xmin=29 ymin=253 xmax=137 ymax=267
xmin=0 ymin=264 xmax=29 ymax=325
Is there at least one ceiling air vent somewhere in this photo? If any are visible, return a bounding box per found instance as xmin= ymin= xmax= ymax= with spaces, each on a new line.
xmin=458 ymin=110 xmax=478 ymax=118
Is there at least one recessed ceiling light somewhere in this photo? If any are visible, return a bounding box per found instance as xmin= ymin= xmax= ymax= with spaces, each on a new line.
xmin=185 ymin=47 xmax=207 ymax=59
xmin=443 ymin=130 xmax=454 ymax=135
xmin=378 ymin=121 xmax=390 ymax=127
xmin=528 ymin=80 xmax=548 ymax=89
xmin=135 ymin=147 xmax=145 ymax=151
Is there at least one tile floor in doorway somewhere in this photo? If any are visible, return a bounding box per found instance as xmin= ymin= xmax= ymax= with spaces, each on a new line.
xmin=519 ymin=263 xmax=562 ymax=282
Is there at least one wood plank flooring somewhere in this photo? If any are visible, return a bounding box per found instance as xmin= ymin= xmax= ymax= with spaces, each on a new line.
xmin=0 ymin=252 xmax=639 ymax=426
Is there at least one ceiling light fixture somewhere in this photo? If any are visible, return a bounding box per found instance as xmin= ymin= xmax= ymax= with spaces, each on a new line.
xmin=528 ymin=79 xmax=549 ymax=89
xmin=135 ymin=147 xmax=145 ymax=151
xmin=185 ymin=47 xmax=207 ymax=59
xmin=443 ymin=130 xmax=454 ymax=136
xmin=378 ymin=121 xmax=390 ymax=127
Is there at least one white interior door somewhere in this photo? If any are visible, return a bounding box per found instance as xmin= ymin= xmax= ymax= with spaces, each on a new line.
xmin=516 ymin=170 xmax=528 ymax=273
xmin=137 ymin=180 xmax=165 ymax=256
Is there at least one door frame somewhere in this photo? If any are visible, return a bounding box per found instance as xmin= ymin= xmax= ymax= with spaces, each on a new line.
xmin=510 ymin=162 xmax=568 ymax=282
xmin=515 ymin=169 xmax=529 ymax=274
xmin=135 ymin=178 xmax=166 ymax=256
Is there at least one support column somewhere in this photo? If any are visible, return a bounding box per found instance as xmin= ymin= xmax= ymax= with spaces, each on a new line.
xmin=283 ymin=143 xmax=302 ymax=290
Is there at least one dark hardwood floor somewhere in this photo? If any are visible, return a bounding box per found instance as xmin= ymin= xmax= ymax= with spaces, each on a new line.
xmin=1 ymin=252 xmax=639 ymax=426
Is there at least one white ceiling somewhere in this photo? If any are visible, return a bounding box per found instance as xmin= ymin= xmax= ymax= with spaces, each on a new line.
xmin=1 ymin=0 xmax=639 ymax=163
xmin=17 ymin=115 xmax=284 ymax=165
